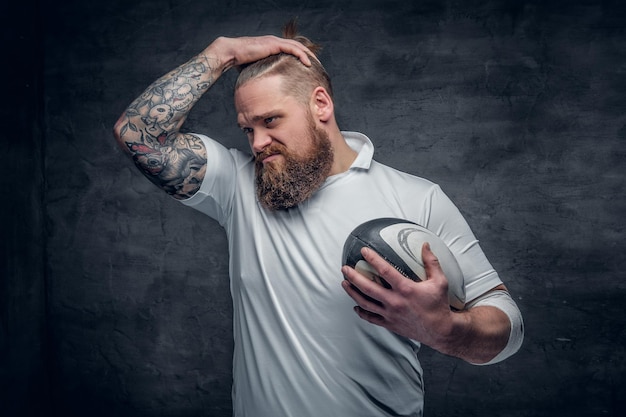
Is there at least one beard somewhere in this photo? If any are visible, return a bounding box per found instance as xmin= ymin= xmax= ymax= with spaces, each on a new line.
xmin=255 ymin=122 xmax=334 ymax=211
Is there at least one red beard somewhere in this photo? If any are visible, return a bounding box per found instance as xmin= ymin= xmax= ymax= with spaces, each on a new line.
xmin=255 ymin=126 xmax=333 ymax=211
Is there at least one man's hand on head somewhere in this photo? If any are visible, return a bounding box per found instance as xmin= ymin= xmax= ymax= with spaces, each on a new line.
xmin=206 ymin=35 xmax=313 ymax=72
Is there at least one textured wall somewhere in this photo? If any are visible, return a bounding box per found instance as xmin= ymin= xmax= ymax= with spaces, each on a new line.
xmin=36 ymin=0 xmax=626 ymax=416
xmin=0 ymin=0 xmax=48 ymax=415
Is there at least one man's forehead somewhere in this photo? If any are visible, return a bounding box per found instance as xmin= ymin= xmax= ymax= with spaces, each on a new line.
xmin=236 ymin=73 xmax=286 ymax=94
xmin=235 ymin=77 xmax=300 ymax=123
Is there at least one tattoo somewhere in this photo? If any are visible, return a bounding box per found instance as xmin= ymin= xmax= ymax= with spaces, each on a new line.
xmin=125 ymin=133 xmax=207 ymax=199
xmin=116 ymin=56 xmax=216 ymax=199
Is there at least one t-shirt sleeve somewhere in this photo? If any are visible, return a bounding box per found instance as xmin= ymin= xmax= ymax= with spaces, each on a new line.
xmin=179 ymin=133 xmax=239 ymax=226
xmin=423 ymin=185 xmax=503 ymax=303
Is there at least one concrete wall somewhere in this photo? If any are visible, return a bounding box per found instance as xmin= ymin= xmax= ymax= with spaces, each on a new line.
xmin=1 ymin=0 xmax=48 ymax=415
xmin=3 ymin=0 xmax=625 ymax=416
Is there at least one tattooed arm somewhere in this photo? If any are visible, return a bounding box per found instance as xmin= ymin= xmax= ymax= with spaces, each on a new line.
xmin=113 ymin=36 xmax=312 ymax=200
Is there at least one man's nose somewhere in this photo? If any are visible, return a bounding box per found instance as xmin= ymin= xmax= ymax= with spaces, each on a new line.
xmin=251 ymin=130 xmax=272 ymax=154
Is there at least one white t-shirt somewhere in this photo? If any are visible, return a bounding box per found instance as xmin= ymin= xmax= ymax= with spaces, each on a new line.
xmin=182 ymin=131 xmax=502 ymax=417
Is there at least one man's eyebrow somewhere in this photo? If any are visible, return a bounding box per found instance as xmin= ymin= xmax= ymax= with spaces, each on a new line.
xmin=237 ymin=111 xmax=282 ymax=128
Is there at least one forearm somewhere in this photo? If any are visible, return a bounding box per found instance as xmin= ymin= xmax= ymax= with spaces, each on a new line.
xmin=112 ymin=40 xmax=232 ymax=198
xmin=437 ymin=288 xmax=523 ymax=364
xmin=441 ymin=305 xmax=511 ymax=364
xmin=113 ymin=40 xmax=229 ymax=145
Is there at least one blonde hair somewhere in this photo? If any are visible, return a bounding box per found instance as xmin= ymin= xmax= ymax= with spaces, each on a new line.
xmin=235 ymin=19 xmax=333 ymax=104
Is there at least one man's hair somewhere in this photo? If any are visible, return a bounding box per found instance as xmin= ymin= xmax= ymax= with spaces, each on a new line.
xmin=235 ymin=20 xmax=333 ymax=104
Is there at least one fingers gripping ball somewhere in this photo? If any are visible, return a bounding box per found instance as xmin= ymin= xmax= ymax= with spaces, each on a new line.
xmin=342 ymin=218 xmax=466 ymax=310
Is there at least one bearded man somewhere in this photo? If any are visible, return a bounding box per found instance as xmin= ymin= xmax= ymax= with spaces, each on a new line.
xmin=113 ymin=21 xmax=523 ymax=417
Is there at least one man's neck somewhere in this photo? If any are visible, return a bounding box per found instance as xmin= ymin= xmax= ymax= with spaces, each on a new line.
xmin=328 ymin=129 xmax=358 ymax=175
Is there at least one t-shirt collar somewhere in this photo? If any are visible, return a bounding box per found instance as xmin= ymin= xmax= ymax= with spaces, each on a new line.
xmin=342 ymin=131 xmax=374 ymax=170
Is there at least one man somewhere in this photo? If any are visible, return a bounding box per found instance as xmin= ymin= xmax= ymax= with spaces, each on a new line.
xmin=113 ymin=21 xmax=523 ymax=417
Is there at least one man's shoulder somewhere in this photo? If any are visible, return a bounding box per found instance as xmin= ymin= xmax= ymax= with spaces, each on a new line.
xmin=369 ymin=159 xmax=437 ymax=189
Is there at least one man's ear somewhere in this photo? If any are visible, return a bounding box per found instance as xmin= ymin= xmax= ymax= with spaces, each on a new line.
xmin=311 ymin=86 xmax=334 ymax=122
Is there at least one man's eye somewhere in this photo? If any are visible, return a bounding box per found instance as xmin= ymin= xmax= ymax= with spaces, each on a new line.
xmin=242 ymin=127 xmax=253 ymax=134
xmin=264 ymin=117 xmax=276 ymax=125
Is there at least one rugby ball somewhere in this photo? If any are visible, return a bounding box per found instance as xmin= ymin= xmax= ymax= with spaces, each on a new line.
xmin=342 ymin=218 xmax=466 ymax=310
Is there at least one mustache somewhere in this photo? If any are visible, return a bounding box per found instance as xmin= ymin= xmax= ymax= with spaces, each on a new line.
xmin=255 ymin=144 xmax=286 ymax=164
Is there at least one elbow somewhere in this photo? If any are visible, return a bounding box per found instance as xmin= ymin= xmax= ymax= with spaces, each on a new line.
xmin=473 ymin=306 xmax=524 ymax=366
xmin=465 ymin=288 xmax=525 ymax=366
xmin=112 ymin=112 xmax=135 ymax=155
xmin=112 ymin=113 xmax=126 ymax=142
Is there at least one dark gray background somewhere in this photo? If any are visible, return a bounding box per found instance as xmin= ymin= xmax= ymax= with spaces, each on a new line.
xmin=2 ymin=0 xmax=625 ymax=416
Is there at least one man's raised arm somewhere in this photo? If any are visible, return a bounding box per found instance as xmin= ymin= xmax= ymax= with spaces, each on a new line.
xmin=112 ymin=35 xmax=312 ymax=200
